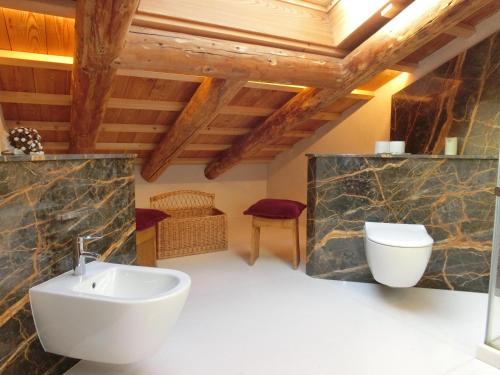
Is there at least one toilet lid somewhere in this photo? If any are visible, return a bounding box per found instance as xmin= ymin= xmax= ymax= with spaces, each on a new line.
xmin=364 ymin=222 xmax=434 ymax=247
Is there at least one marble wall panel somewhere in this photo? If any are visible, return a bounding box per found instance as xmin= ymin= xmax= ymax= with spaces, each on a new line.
xmin=0 ymin=155 xmax=136 ymax=374
xmin=391 ymin=32 xmax=500 ymax=156
xmin=307 ymin=155 xmax=497 ymax=293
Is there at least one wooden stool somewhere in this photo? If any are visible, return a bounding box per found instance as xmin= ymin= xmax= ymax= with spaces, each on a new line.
xmin=250 ymin=216 xmax=300 ymax=269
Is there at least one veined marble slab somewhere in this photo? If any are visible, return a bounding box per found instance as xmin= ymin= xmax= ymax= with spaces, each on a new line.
xmin=307 ymin=155 xmax=498 ymax=293
xmin=0 ymin=157 xmax=136 ymax=374
xmin=391 ymin=31 xmax=500 ymax=156
xmin=307 ymin=153 xmax=498 ymax=160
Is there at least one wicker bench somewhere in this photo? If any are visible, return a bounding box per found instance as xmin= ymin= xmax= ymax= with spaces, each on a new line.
xmin=151 ymin=190 xmax=228 ymax=259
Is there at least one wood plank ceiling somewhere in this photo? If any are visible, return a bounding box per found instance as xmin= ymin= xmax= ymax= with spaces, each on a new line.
xmin=0 ymin=0 xmax=497 ymax=181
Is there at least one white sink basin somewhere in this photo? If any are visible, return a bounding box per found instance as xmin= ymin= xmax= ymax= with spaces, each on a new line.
xmin=29 ymin=261 xmax=190 ymax=364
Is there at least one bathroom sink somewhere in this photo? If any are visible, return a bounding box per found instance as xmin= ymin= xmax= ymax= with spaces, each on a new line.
xmin=72 ymin=265 xmax=182 ymax=299
xmin=29 ymin=261 xmax=190 ymax=364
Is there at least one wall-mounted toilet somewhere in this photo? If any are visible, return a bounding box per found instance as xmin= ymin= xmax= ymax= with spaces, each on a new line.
xmin=364 ymin=222 xmax=434 ymax=288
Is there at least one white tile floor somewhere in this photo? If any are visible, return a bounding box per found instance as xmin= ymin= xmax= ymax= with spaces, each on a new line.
xmin=67 ymin=224 xmax=500 ymax=375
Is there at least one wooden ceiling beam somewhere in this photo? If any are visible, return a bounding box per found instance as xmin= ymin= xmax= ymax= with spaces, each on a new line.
xmin=345 ymin=89 xmax=375 ymax=101
xmin=141 ymin=77 xmax=245 ymax=182
xmin=0 ymin=50 xmax=73 ymax=70
xmin=69 ymin=0 xmax=140 ymax=153
xmin=0 ymin=91 xmax=342 ymax=120
xmin=0 ymin=91 xmax=71 ymax=105
xmin=381 ymin=5 xmax=477 ymax=39
xmin=6 ymin=120 xmax=71 ymax=132
xmin=43 ymin=142 xmax=286 ymax=153
xmin=0 ymin=0 xmax=75 ymax=18
xmin=134 ymin=157 xmax=275 ymax=165
xmin=107 ymin=98 xmax=185 ymax=112
xmin=116 ymin=27 xmax=345 ymax=89
xmin=171 ymin=158 xmax=274 ymax=165
xmin=446 ymin=23 xmax=476 ymax=38
xmin=390 ymin=61 xmax=418 ymax=73
xmin=7 ymin=120 xmax=314 ymax=139
xmin=204 ymin=0 xmax=492 ymax=179
xmin=0 ymin=50 xmax=379 ymax=100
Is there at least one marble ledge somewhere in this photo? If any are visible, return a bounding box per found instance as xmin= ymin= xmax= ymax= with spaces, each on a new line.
xmin=0 ymin=153 xmax=137 ymax=162
xmin=306 ymin=153 xmax=499 ymax=160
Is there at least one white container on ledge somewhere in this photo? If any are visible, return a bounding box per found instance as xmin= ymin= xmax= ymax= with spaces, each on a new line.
xmin=374 ymin=141 xmax=390 ymax=154
xmin=389 ymin=141 xmax=405 ymax=155
xmin=445 ymin=137 xmax=458 ymax=155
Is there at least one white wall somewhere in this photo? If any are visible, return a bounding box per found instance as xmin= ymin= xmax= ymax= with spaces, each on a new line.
xmin=135 ymin=164 xmax=268 ymax=218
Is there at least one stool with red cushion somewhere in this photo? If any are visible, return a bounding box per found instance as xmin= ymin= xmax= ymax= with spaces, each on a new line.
xmin=243 ymin=199 xmax=306 ymax=269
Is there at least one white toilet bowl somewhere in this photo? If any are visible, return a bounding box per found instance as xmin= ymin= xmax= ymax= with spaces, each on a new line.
xmin=364 ymin=222 xmax=433 ymax=288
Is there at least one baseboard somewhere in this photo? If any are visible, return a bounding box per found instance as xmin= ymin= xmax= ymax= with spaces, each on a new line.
xmin=477 ymin=344 xmax=500 ymax=369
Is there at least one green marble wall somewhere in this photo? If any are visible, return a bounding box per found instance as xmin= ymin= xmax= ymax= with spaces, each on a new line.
xmin=391 ymin=31 xmax=500 ymax=156
xmin=0 ymin=155 xmax=136 ymax=374
xmin=307 ymin=155 xmax=497 ymax=293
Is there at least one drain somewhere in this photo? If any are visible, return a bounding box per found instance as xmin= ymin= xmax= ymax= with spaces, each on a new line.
xmin=92 ymin=282 xmax=96 ymax=289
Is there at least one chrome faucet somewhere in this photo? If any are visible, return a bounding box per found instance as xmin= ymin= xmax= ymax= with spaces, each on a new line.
xmin=73 ymin=235 xmax=103 ymax=276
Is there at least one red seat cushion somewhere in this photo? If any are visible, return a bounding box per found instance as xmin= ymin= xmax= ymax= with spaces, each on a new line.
xmin=136 ymin=208 xmax=169 ymax=231
xmin=243 ymin=199 xmax=306 ymax=219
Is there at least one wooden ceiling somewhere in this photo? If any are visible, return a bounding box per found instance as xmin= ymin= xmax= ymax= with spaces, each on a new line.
xmin=0 ymin=0 xmax=498 ymax=181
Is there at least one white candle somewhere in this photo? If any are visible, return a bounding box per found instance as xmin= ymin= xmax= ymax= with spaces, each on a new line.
xmin=374 ymin=141 xmax=390 ymax=154
xmin=389 ymin=141 xmax=405 ymax=154
xmin=445 ymin=137 xmax=458 ymax=155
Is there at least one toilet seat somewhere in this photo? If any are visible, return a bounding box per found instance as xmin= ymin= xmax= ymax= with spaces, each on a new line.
xmin=365 ymin=222 xmax=433 ymax=248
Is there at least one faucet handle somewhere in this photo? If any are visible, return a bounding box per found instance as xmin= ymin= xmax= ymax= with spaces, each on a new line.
xmin=77 ymin=234 xmax=104 ymax=255
xmin=80 ymin=234 xmax=104 ymax=241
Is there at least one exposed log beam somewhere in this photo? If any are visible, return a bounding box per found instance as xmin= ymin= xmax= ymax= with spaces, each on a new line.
xmin=69 ymin=0 xmax=140 ymax=153
xmin=0 ymin=48 xmax=446 ymax=82
xmin=141 ymin=77 xmax=245 ymax=182
xmin=116 ymin=27 xmax=345 ymax=89
xmin=0 ymin=50 xmax=378 ymax=99
xmin=204 ymin=0 xmax=493 ymax=179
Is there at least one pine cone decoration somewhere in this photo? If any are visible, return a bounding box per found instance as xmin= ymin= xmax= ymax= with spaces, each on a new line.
xmin=8 ymin=127 xmax=43 ymax=154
